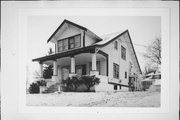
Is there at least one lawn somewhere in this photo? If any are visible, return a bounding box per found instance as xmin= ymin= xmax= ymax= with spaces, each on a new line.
xmin=26 ymin=91 xmax=160 ymax=107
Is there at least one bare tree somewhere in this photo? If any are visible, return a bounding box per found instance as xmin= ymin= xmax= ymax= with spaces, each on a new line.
xmin=33 ymin=70 xmax=41 ymax=79
xmin=143 ymin=37 xmax=161 ymax=67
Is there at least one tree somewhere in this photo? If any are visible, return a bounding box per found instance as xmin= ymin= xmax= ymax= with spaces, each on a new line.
xmin=33 ymin=70 xmax=41 ymax=79
xmin=143 ymin=37 xmax=161 ymax=68
xmin=43 ymin=65 xmax=53 ymax=79
xmin=143 ymin=63 xmax=156 ymax=75
xmin=43 ymin=47 xmax=54 ymax=79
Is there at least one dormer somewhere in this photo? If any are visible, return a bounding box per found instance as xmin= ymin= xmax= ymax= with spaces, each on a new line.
xmin=47 ymin=19 xmax=102 ymax=53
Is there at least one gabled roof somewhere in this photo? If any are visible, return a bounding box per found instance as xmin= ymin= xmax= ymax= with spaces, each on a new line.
xmin=47 ymin=19 xmax=102 ymax=43
xmin=95 ymin=30 xmax=142 ymax=74
xmin=95 ymin=31 xmax=125 ymax=45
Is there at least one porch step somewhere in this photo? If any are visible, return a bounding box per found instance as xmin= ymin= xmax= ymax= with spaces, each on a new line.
xmin=42 ymin=83 xmax=60 ymax=93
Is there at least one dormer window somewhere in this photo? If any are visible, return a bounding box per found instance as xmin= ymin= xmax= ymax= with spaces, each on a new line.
xmin=69 ymin=35 xmax=81 ymax=49
xmin=57 ymin=34 xmax=81 ymax=52
xmin=114 ymin=41 xmax=118 ymax=50
xmin=57 ymin=39 xmax=68 ymax=52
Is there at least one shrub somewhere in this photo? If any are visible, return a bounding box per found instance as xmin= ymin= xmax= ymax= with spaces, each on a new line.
xmin=80 ymin=75 xmax=100 ymax=92
xmin=62 ymin=76 xmax=81 ymax=92
xmin=29 ymin=80 xmax=46 ymax=94
xmin=62 ymin=77 xmax=74 ymax=92
xmin=36 ymin=80 xmax=46 ymax=86
xmin=62 ymin=75 xmax=100 ymax=92
xmin=29 ymin=83 xmax=39 ymax=93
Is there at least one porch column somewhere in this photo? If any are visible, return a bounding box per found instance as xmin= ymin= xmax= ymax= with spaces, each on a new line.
xmin=53 ymin=60 xmax=58 ymax=76
xmin=92 ymin=53 xmax=97 ymax=71
xmin=71 ymin=56 xmax=75 ymax=73
xmin=51 ymin=60 xmax=58 ymax=83
xmin=39 ymin=62 xmax=43 ymax=78
xmin=90 ymin=53 xmax=99 ymax=76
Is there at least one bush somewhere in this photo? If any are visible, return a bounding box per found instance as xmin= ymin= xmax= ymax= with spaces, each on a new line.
xmin=29 ymin=80 xmax=46 ymax=94
xmin=80 ymin=75 xmax=100 ymax=92
xmin=62 ymin=75 xmax=100 ymax=92
xmin=62 ymin=76 xmax=81 ymax=92
xmin=36 ymin=80 xmax=46 ymax=86
xmin=29 ymin=83 xmax=39 ymax=93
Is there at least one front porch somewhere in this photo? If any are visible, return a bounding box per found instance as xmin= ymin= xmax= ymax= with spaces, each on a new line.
xmin=33 ymin=46 xmax=109 ymax=92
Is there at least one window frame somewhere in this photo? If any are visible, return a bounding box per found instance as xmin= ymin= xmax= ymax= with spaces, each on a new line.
xmin=125 ymin=72 xmax=127 ymax=79
xmin=114 ymin=85 xmax=117 ymax=90
xmin=113 ymin=63 xmax=119 ymax=79
xmin=57 ymin=34 xmax=81 ymax=52
xmin=121 ymin=45 xmax=126 ymax=60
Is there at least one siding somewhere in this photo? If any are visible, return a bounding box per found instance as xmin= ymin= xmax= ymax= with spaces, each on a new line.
xmin=55 ymin=26 xmax=82 ymax=52
xmin=85 ymin=33 xmax=97 ymax=46
xmin=100 ymin=32 xmax=139 ymax=87
xmin=56 ymin=26 xmax=81 ymax=40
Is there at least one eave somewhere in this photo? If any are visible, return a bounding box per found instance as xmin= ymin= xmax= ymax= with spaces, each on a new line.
xmin=95 ymin=30 xmax=142 ymax=74
xmin=32 ymin=45 xmax=96 ymax=63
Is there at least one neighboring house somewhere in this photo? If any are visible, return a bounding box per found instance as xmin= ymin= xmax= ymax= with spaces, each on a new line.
xmin=142 ymin=71 xmax=161 ymax=91
xmin=32 ymin=19 xmax=142 ymax=92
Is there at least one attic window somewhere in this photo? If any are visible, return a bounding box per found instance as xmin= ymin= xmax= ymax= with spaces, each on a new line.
xmin=121 ymin=46 xmax=126 ymax=60
xmin=114 ymin=41 xmax=118 ymax=50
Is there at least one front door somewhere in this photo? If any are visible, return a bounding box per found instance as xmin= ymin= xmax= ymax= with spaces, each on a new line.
xmin=62 ymin=67 xmax=70 ymax=80
xmin=76 ymin=65 xmax=86 ymax=75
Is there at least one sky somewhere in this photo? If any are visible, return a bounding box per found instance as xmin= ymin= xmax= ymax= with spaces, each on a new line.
xmin=27 ymin=16 xmax=161 ymax=82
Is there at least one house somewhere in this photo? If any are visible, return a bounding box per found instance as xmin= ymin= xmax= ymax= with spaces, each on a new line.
xmin=142 ymin=72 xmax=161 ymax=91
xmin=32 ymin=19 xmax=142 ymax=92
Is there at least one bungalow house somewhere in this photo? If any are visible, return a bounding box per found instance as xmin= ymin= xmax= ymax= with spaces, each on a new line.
xmin=32 ymin=19 xmax=142 ymax=92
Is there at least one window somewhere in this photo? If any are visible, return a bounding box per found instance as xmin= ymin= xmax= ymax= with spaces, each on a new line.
xmin=57 ymin=34 xmax=81 ymax=52
xmin=114 ymin=85 xmax=117 ymax=90
xmin=121 ymin=46 xmax=126 ymax=60
xmin=69 ymin=37 xmax=75 ymax=49
xmin=69 ymin=35 xmax=81 ymax=49
xmin=57 ymin=39 xmax=68 ymax=52
xmin=114 ymin=41 xmax=118 ymax=50
xmin=125 ymin=72 xmax=127 ymax=79
xmin=74 ymin=35 xmax=81 ymax=48
xmin=113 ymin=63 xmax=119 ymax=79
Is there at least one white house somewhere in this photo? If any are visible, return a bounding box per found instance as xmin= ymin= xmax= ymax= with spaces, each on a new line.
xmin=33 ymin=19 xmax=142 ymax=92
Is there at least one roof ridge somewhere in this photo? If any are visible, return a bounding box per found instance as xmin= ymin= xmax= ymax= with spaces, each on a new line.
xmin=101 ymin=30 xmax=125 ymax=38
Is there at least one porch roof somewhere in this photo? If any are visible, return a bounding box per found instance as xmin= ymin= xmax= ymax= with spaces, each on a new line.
xmin=32 ymin=45 xmax=96 ymax=63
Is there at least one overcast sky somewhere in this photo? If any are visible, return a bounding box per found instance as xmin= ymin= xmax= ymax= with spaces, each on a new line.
xmin=27 ymin=16 xmax=161 ymax=82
